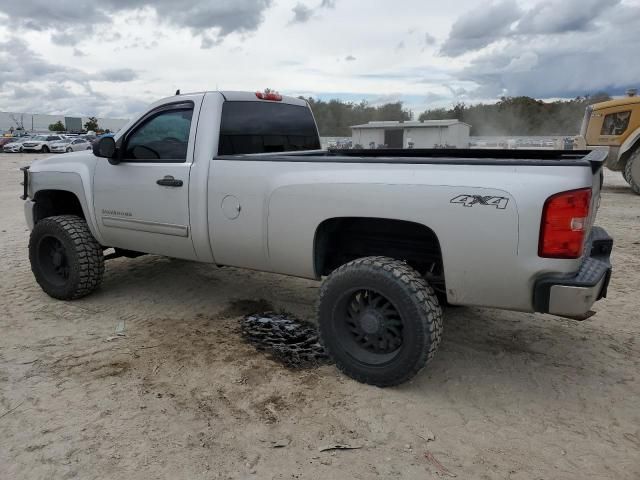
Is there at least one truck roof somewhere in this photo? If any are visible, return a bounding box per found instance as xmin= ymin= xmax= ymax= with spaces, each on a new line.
xmin=155 ymin=90 xmax=308 ymax=107
xmin=220 ymin=91 xmax=308 ymax=107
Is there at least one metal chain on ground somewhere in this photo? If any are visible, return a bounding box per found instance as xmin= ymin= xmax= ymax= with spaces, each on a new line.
xmin=240 ymin=312 xmax=332 ymax=368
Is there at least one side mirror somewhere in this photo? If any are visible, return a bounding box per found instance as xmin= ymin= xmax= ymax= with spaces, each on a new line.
xmin=93 ymin=137 xmax=118 ymax=163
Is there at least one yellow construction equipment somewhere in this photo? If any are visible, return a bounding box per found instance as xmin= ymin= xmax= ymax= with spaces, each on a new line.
xmin=579 ymin=88 xmax=640 ymax=194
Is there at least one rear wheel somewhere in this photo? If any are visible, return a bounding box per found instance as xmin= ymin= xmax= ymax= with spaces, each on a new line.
xmin=29 ymin=215 xmax=104 ymax=299
xmin=624 ymin=149 xmax=640 ymax=194
xmin=41 ymin=145 xmax=49 ymax=153
xmin=318 ymin=256 xmax=443 ymax=387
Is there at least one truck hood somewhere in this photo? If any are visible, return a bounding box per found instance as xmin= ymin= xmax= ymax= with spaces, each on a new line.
xmin=29 ymin=150 xmax=98 ymax=174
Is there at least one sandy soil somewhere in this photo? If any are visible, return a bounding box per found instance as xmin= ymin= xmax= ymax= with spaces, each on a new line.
xmin=1 ymin=153 xmax=639 ymax=479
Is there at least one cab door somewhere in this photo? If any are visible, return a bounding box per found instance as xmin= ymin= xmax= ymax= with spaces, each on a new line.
xmin=93 ymin=101 xmax=197 ymax=260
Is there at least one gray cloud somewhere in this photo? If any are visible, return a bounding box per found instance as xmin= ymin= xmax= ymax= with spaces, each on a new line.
xmin=289 ymin=0 xmax=335 ymax=24
xmin=0 ymin=38 xmax=138 ymax=89
xmin=423 ymin=92 xmax=450 ymax=104
xmin=51 ymin=31 xmax=80 ymax=46
xmin=291 ymin=3 xmax=314 ymax=23
xmin=200 ymin=35 xmax=222 ymax=49
xmin=157 ymin=0 xmax=272 ymax=37
xmin=440 ymin=0 xmax=522 ymax=56
xmin=0 ymin=0 xmax=273 ymax=44
xmin=0 ymin=38 xmax=86 ymax=87
xmin=97 ymin=68 xmax=138 ymax=82
xmin=345 ymin=55 xmax=356 ymax=61
xmin=517 ymin=0 xmax=620 ymax=34
xmin=424 ymin=33 xmax=436 ymax=46
xmin=0 ymin=36 xmax=148 ymax=117
xmin=460 ymin=5 xmax=640 ymax=99
xmin=0 ymin=1 xmax=109 ymax=30
xmin=0 ymin=78 xmax=148 ymax=119
xmin=438 ymin=0 xmax=640 ymax=100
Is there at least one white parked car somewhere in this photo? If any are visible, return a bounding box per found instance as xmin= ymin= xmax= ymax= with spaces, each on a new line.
xmin=50 ymin=138 xmax=93 ymax=153
xmin=3 ymin=137 xmax=32 ymax=153
xmin=22 ymin=135 xmax=66 ymax=153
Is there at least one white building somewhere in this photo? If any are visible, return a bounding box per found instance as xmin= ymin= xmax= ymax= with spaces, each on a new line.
xmin=351 ymin=120 xmax=471 ymax=149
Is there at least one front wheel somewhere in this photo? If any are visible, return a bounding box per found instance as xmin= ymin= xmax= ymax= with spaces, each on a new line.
xmin=66 ymin=147 xmax=72 ymax=153
xmin=318 ymin=256 xmax=443 ymax=387
xmin=41 ymin=145 xmax=49 ymax=153
xmin=29 ymin=215 xmax=105 ymax=299
xmin=624 ymin=150 xmax=640 ymax=194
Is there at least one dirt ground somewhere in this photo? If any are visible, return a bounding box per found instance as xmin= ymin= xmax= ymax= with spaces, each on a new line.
xmin=1 ymin=152 xmax=639 ymax=480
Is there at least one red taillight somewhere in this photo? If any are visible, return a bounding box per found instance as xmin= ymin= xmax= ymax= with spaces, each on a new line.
xmin=255 ymin=90 xmax=282 ymax=101
xmin=539 ymin=188 xmax=591 ymax=259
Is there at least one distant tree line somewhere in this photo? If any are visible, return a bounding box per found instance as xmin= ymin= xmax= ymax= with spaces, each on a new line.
xmin=47 ymin=116 xmax=101 ymax=133
xmin=302 ymin=98 xmax=411 ymax=136
xmin=419 ymin=94 xmax=612 ymax=136
xmin=305 ymin=93 xmax=612 ymax=137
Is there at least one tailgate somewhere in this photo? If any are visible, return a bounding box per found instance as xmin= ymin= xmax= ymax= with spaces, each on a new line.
xmin=585 ymin=149 xmax=607 ymax=237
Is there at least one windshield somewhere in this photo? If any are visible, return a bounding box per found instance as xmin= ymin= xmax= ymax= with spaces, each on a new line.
xmin=33 ymin=136 xmax=46 ymax=141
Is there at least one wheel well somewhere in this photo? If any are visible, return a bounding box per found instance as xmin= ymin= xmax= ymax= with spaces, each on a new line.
xmin=314 ymin=217 xmax=444 ymax=291
xmin=33 ymin=190 xmax=85 ymax=224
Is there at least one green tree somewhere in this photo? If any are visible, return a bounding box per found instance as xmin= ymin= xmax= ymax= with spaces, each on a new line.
xmin=303 ymin=97 xmax=413 ymax=136
xmin=84 ymin=117 xmax=99 ymax=132
xmin=48 ymin=120 xmax=65 ymax=132
xmin=418 ymin=94 xmax=612 ymax=136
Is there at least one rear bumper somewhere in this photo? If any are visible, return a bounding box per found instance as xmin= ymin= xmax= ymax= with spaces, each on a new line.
xmin=533 ymin=226 xmax=612 ymax=318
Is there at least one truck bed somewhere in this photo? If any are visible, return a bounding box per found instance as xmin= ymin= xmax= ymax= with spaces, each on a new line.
xmin=220 ymin=148 xmax=607 ymax=170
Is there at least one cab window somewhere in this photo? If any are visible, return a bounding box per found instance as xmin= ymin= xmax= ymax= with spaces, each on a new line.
xmin=601 ymin=111 xmax=631 ymax=136
xmin=123 ymin=105 xmax=193 ymax=162
xmin=218 ymin=101 xmax=320 ymax=155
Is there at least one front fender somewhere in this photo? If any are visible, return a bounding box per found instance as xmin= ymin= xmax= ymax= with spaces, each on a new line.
xmin=28 ymin=153 xmax=104 ymax=244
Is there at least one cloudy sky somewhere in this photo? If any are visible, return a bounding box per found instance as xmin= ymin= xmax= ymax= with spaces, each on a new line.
xmin=0 ymin=0 xmax=639 ymax=119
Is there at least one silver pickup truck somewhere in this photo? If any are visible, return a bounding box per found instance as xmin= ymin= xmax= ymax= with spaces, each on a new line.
xmin=20 ymin=90 xmax=613 ymax=386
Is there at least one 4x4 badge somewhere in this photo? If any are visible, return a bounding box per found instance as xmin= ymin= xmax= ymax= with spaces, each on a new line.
xmin=450 ymin=194 xmax=509 ymax=210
